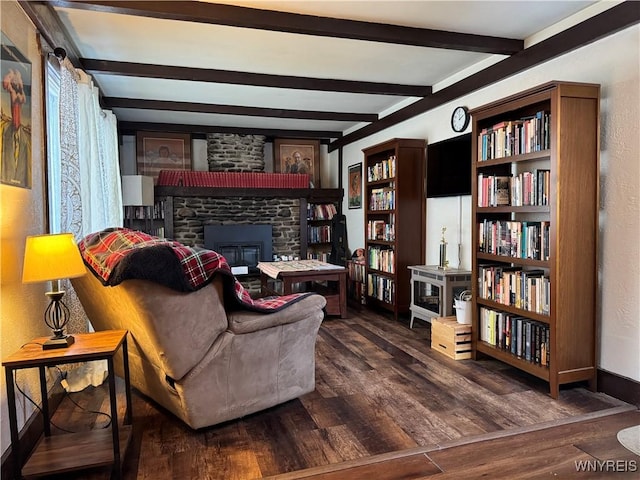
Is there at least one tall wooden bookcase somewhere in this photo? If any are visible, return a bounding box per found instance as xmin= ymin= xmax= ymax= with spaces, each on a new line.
xmin=363 ymin=138 xmax=426 ymax=319
xmin=470 ymin=81 xmax=599 ymax=398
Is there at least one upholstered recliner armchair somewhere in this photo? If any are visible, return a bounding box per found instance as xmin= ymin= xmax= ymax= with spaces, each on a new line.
xmin=72 ymin=228 xmax=326 ymax=429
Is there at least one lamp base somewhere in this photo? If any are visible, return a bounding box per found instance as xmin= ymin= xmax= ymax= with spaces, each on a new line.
xmin=43 ymin=335 xmax=75 ymax=350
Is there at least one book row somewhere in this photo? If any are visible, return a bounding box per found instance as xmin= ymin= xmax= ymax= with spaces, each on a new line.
xmin=477 ymin=111 xmax=551 ymax=161
xmin=367 ymin=273 xmax=395 ymax=304
xmin=367 ymin=219 xmax=395 ymax=242
xmin=347 ymin=260 xmax=366 ymax=283
xmin=367 ymin=246 xmax=395 ymax=273
xmin=369 ymin=187 xmax=395 ymax=211
xmin=478 ymin=265 xmax=550 ymax=315
xmin=123 ymin=203 xmax=165 ymax=220
xmin=479 ymin=307 xmax=550 ymax=367
xmin=477 ymin=170 xmax=550 ymax=207
xmin=478 ymin=220 xmax=550 ymax=261
xmin=156 ymin=170 xmax=310 ymax=188
xmin=367 ymin=155 xmax=396 ymax=182
xmin=307 ymin=225 xmax=332 ymax=244
xmin=307 ymin=203 xmax=337 ymax=221
xmin=306 ymin=251 xmax=330 ymax=262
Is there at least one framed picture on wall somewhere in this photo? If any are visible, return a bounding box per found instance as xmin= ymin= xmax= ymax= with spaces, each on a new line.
xmin=348 ymin=163 xmax=362 ymax=209
xmin=274 ymin=138 xmax=320 ymax=187
xmin=1 ymin=31 xmax=32 ymax=189
xmin=136 ymin=131 xmax=191 ymax=184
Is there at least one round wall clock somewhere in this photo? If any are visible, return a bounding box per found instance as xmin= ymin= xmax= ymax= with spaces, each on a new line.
xmin=451 ymin=106 xmax=470 ymax=133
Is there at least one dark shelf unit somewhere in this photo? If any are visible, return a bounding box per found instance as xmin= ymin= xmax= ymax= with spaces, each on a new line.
xmin=153 ymin=186 xmax=343 ymax=244
xmin=363 ymin=138 xmax=426 ymax=320
xmin=305 ymin=200 xmax=341 ymax=263
xmin=123 ymin=202 xmax=166 ymax=237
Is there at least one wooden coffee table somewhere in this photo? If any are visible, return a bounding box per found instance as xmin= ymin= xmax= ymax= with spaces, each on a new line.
xmin=258 ymin=260 xmax=347 ymax=318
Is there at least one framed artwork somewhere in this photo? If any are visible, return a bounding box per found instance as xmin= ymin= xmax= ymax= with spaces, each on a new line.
xmin=136 ymin=131 xmax=191 ymax=184
xmin=1 ymin=31 xmax=32 ymax=189
xmin=274 ymin=138 xmax=320 ymax=187
xmin=348 ymin=163 xmax=362 ymax=209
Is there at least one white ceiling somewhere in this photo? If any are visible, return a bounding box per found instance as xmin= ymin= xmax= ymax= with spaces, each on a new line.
xmin=46 ymin=0 xmax=609 ymax=142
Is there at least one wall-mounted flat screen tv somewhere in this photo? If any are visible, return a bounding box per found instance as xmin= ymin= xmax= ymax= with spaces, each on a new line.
xmin=426 ymin=133 xmax=472 ymax=198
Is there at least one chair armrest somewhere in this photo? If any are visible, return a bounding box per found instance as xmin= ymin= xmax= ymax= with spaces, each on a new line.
xmin=227 ymin=294 xmax=326 ymax=334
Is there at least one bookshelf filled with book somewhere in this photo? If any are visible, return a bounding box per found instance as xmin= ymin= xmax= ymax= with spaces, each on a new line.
xmin=363 ymin=138 xmax=426 ymax=320
xmin=305 ymin=202 xmax=338 ymax=262
xmin=470 ymin=81 xmax=599 ymax=398
xmin=123 ymin=201 xmax=166 ymax=237
xmin=298 ymin=190 xmax=344 ymax=264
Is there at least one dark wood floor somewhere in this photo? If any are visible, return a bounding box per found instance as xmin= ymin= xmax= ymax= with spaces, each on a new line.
xmin=284 ymin=409 xmax=640 ymax=479
xmin=44 ymin=308 xmax=634 ymax=479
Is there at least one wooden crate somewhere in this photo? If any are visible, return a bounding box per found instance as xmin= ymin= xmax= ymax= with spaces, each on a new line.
xmin=431 ymin=316 xmax=472 ymax=360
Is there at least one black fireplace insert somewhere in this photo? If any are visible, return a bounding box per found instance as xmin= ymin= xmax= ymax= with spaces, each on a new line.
xmin=204 ymin=225 xmax=273 ymax=275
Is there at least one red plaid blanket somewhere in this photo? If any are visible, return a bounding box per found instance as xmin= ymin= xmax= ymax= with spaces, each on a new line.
xmin=78 ymin=227 xmax=311 ymax=313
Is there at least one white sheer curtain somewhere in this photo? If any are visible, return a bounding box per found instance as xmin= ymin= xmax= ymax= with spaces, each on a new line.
xmin=48 ymin=57 xmax=123 ymax=390
xmin=59 ymin=58 xmax=83 ymax=240
xmin=76 ymin=69 xmax=122 ymax=233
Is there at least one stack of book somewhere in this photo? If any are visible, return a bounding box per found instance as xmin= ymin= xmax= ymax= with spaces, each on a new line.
xmin=367 ymin=155 xmax=396 ymax=182
xmin=478 ymin=265 xmax=550 ymax=315
xmin=478 ymin=219 xmax=550 ymax=261
xmin=307 ymin=203 xmax=337 ymax=220
xmin=477 ymin=111 xmax=551 ymax=161
xmin=479 ymin=307 xmax=550 ymax=366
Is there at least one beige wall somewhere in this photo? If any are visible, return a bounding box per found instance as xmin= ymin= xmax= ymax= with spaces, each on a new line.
xmin=339 ymin=24 xmax=640 ymax=382
xmin=0 ymin=0 xmax=51 ymax=457
xmin=1 ymin=0 xmax=638 ymax=462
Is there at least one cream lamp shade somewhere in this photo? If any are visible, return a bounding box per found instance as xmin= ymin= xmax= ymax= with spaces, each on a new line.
xmin=122 ymin=175 xmax=155 ymax=206
xmin=22 ymin=233 xmax=86 ymax=284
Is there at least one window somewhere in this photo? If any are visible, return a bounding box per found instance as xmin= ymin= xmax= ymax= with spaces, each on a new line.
xmin=45 ymin=57 xmax=61 ymax=233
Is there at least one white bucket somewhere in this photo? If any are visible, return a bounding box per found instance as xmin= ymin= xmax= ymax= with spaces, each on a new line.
xmin=454 ymin=293 xmax=472 ymax=325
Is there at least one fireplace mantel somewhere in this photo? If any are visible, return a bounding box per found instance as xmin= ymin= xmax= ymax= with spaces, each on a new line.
xmin=155 ymin=186 xmax=342 ymax=201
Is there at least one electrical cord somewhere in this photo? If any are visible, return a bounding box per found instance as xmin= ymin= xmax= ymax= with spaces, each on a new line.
xmin=53 ymin=366 xmax=112 ymax=429
xmin=13 ymin=370 xmax=74 ymax=434
xmin=13 ymin=367 xmax=113 ymax=434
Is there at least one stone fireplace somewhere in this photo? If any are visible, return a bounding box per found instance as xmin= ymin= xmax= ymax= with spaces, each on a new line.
xmin=170 ymin=134 xmax=299 ymax=295
xmin=155 ymin=133 xmax=341 ymax=296
xmin=172 ymin=197 xmax=301 ymax=258
xmin=170 ymin=196 xmax=301 ymax=297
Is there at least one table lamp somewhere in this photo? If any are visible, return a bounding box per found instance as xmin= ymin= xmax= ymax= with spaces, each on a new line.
xmin=22 ymin=233 xmax=87 ymax=349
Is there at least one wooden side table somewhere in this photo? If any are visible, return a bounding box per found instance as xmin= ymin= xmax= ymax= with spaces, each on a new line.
xmin=2 ymin=330 xmax=132 ymax=479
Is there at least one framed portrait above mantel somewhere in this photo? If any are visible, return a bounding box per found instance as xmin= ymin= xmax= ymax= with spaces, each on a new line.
xmin=273 ymin=138 xmax=320 ymax=188
xmin=136 ymin=131 xmax=191 ymax=184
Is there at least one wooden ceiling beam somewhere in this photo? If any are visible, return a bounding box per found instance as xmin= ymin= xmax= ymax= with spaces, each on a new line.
xmin=81 ymin=59 xmax=431 ymax=97
xmin=118 ymin=122 xmax=342 ymax=140
xmin=104 ymin=97 xmax=377 ymax=123
xmin=49 ymin=0 xmax=523 ymax=55
xmin=330 ymin=1 xmax=640 ymax=151
xmin=18 ymin=0 xmax=81 ymax=63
